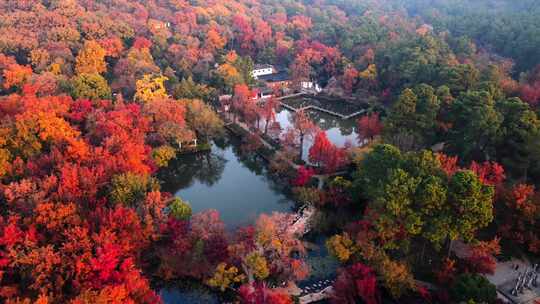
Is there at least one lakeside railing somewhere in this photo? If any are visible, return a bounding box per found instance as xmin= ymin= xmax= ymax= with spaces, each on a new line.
xmin=278 ymin=93 xmax=369 ymax=120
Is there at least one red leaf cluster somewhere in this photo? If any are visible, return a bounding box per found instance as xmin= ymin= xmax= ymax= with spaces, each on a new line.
xmin=332 ymin=263 xmax=379 ymax=304
xmin=292 ymin=166 xmax=315 ymax=187
xmin=357 ymin=113 xmax=383 ymax=142
xmin=309 ymin=131 xmax=348 ymax=173
xmin=238 ymin=283 xmax=293 ymax=304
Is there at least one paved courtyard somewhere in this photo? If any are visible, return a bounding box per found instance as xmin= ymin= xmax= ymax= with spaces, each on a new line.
xmin=485 ymin=259 xmax=539 ymax=304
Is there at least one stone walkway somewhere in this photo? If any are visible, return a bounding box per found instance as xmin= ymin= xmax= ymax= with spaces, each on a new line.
xmin=278 ymin=93 xmax=367 ymax=120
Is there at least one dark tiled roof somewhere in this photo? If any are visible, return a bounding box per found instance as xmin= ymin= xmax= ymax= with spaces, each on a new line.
xmin=253 ymin=64 xmax=274 ymax=70
xmin=258 ymin=71 xmax=290 ymax=82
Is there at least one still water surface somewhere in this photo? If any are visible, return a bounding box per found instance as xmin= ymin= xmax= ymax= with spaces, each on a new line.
xmin=159 ymin=136 xmax=294 ymax=228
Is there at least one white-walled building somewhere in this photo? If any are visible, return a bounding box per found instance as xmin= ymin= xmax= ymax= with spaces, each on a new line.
xmin=251 ymin=64 xmax=275 ymax=79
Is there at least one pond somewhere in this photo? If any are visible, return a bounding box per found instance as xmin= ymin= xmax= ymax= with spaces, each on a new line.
xmin=160 ymin=281 xmax=220 ymax=304
xmin=299 ymin=235 xmax=340 ymax=287
xmin=159 ymin=136 xmax=295 ymax=228
xmin=275 ymin=107 xmax=360 ymax=161
xmin=158 ymin=135 xmax=300 ymax=303
xmin=156 ymin=112 xmax=354 ymax=303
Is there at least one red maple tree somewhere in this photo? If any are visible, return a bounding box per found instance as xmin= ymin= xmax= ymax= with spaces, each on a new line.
xmin=309 ymin=131 xmax=348 ymax=173
xmin=357 ymin=113 xmax=383 ymax=143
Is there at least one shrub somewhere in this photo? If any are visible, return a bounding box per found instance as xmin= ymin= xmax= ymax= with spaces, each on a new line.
xmin=71 ymin=73 xmax=111 ymax=100
xmin=152 ymin=145 xmax=176 ymax=167
xmin=109 ymin=173 xmax=159 ymax=206
xmin=169 ymin=197 xmax=192 ymax=220
xmin=450 ymin=273 xmax=497 ymax=304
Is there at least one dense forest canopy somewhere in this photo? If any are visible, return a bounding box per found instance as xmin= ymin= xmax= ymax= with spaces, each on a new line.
xmin=0 ymin=0 xmax=539 ymax=303
xmin=402 ymin=0 xmax=540 ymax=74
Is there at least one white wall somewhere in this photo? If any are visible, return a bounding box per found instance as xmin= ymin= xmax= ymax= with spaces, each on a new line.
xmin=251 ymin=68 xmax=274 ymax=79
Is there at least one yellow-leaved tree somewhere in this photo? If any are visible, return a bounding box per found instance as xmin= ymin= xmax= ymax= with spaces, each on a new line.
xmin=206 ymin=263 xmax=245 ymax=292
xmin=134 ymin=74 xmax=169 ymax=103
xmin=75 ymin=40 xmax=107 ymax=75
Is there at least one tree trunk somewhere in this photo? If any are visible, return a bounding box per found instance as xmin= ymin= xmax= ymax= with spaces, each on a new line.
xmin=231 ymin=101 xmax=237 ymax=123
xmin=420 ymin=240 xmax=427 ymax=265
xmin=205 ymin=153 xmax=212 ymax=167
xmin=299 ymin=133 xmax=304 ymax=161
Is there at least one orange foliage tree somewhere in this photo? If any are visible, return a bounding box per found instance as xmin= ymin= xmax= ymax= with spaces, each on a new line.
xmin=0 ymin=92 xmax=186 ymax=302
xmin=75 ymin=40 xmax=107 ymax=75
xmin=3 ymin=64 xmax=33 ymax=90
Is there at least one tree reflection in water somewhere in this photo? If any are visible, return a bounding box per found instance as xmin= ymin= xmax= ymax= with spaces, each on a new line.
xmin=159 ymin=134 xmax=295 ymax=228
xmin=275 ymin=108 xmax=359 ymax=161
xmin=307 ymin=109 xmax=356 ymax=138
xmin=158 ymin=144 xmax=227 ymax=193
